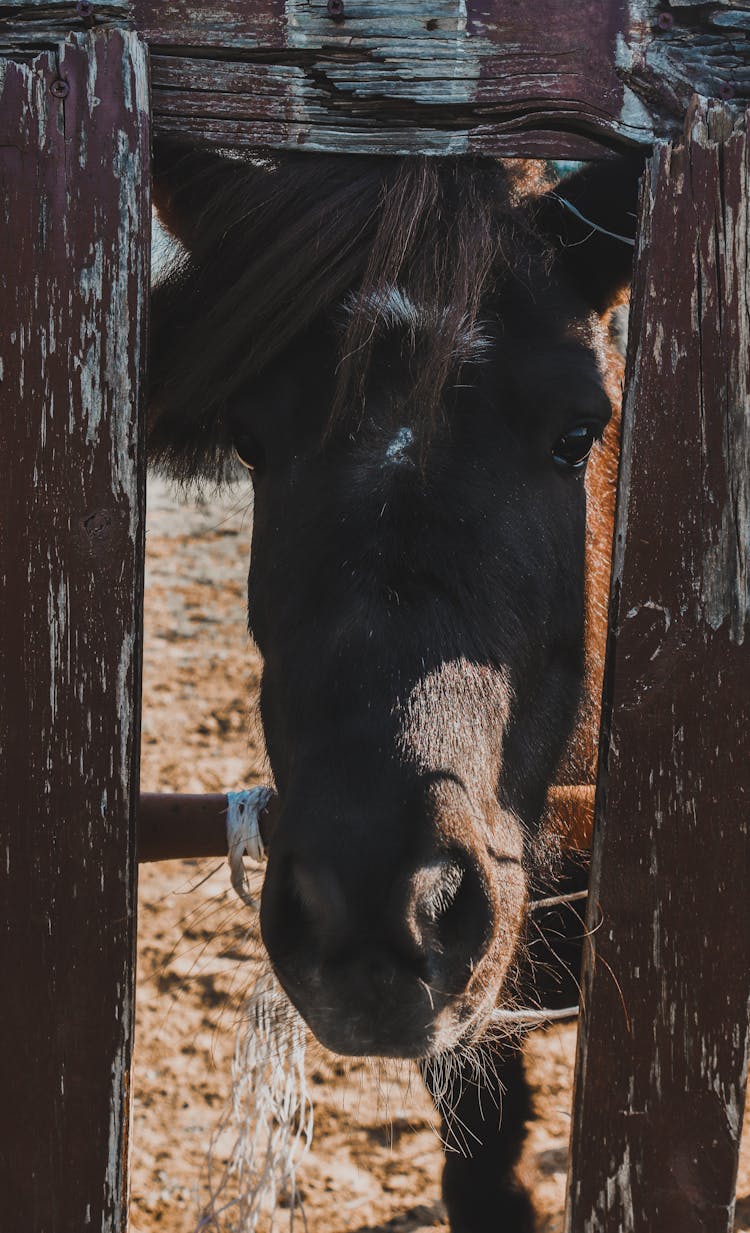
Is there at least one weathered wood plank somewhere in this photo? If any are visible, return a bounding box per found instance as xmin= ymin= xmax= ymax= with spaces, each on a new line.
xmin=566 ymin=98 xmax=750 ymax=1233
xmin=0 ymin=29 xmax=149 ymax=1233
xmin=137 ymin=0 xmax=646 ymax=156
xmin=4 ymin=0 xmax=750 ymax=156
xmin=0 ymin=0 xmax=130 ymax=56
xmin=125 ymin=0 xmax=750 ymax=154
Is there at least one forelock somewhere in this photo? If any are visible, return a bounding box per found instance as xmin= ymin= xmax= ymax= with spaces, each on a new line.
xmin=343 ymin=287 xmax=493 ymax=369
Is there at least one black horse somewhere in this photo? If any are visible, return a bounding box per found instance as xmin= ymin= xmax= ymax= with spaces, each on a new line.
xmin=150 ymin=146 xmax=641 ymax=1231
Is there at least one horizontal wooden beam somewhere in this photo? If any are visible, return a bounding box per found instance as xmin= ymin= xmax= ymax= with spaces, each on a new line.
xmin=2 ymin=1 xmax=749 ymax=157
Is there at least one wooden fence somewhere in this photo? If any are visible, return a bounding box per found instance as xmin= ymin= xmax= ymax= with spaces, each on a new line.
xmin=1 ymin=3 xmax=748 ymax=1231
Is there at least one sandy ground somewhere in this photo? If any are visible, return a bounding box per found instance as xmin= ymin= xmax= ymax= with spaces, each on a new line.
xmin=131 ymin=477 xmax=749 ymax=1233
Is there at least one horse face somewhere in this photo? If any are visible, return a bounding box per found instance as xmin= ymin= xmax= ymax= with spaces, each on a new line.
xmin=150 ymin=150 xmax=639 ymax=1058
xmin=239 ymin=295 xmax=612 ymax=1057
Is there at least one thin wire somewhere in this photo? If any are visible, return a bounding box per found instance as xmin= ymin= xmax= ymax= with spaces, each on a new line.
xmin=552 ymin=193 xmax=636 ymax=247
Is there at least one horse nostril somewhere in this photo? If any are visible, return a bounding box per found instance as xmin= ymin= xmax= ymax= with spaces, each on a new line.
xmin=418 ymin=859 xmax=465 ymax=923
xmin=415 ymin=855 xmax=494 ymax=970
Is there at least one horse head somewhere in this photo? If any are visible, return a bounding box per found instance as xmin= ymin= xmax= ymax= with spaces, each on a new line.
xmin=150 ymin=149 xmax=640 ymax=1058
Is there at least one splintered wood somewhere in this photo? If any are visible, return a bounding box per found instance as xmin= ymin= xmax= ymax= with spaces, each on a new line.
xmin=0 ymin=30 xmax=149 ymax=1233
xmin=566 ymin=101 xmax=750 ymax=1233
xmin=131 ymin=0 xmax=750 ymax=157
xmin=5 ymin=1 xmax=748 ymax=157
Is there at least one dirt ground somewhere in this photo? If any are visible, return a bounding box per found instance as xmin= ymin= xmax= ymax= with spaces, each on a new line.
xmin=130 ymin=477 xmax=750 ymax=1233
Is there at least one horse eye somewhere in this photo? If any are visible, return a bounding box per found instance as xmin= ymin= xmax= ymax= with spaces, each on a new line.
xmin=551 ymin=424 xmax=598 ymax=470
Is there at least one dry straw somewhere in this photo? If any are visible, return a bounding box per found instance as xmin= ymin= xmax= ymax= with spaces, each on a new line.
xmin=198 ymin=973 xmax=313 ymax=1233
xmin=198 ymin=790 xmax=584 ymax=1228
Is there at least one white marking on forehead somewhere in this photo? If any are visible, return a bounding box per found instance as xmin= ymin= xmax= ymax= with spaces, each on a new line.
xmin=385 ymin=426 xmax=414 ymax=466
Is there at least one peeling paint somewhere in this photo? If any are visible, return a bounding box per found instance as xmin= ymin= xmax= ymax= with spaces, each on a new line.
xmin=130 ymin=0 xmax=750 ymax=155
xmin=567 ymin=103 xmax=750 ymax=1233
xmin=0 ymin=31 xmax=147 ymax=1232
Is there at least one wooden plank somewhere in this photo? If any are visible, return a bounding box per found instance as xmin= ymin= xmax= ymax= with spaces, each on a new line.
xmin=0 ymin=29 xmax=149 ymax=1233
xmin=114 ymin=0 xmax=750 ymax=155
xmin=566 ymin=98 xmax=750 ymax=1233
xmin=137 ymin=0 xmax=650 ymax=157
xmin=130 ymin=0 xmax=287 ymax=47
xmin=4 ymin=0 xmax=750 ymax=157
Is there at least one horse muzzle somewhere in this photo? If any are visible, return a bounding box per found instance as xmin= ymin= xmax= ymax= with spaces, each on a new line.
xmin=259 ymin=802 xmax=526 ymax=1057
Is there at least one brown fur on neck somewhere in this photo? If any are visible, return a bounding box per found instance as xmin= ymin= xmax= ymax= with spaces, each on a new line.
xmin=545 ymin=318 xmax=623 ymax=850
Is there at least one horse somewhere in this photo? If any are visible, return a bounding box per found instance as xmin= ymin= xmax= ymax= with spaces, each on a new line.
xmin=149 ymin=144 xmax=642 ymax=1232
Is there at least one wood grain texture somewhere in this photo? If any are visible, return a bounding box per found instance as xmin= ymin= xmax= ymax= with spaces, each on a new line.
xmin=139 ymin=0 xmax=636 ymax=157
xmin=0 ymin=29 xmax=149 ymax=1233
xmin=566 ymin=99 xmax=750 ymax=1233
xmin=0 ymin=1 xmax=130 ymax=57
xmin=5 ymin=0 xmax=750 ymax=156
xmin=127 ymin=0 xmax=750 ymax=155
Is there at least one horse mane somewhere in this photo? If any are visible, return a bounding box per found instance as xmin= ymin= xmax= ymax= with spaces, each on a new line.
xmin=149 ymin=150 xmax=545 ymax=481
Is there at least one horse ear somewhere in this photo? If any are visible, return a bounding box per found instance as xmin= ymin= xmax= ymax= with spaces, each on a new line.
xmin=149 ymin=140 xmax=259 ymax=482
xmin=152 ymin=138 xmax=265 ymax=249
xmin=535 ymin=152 xmax=646 ymax=314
